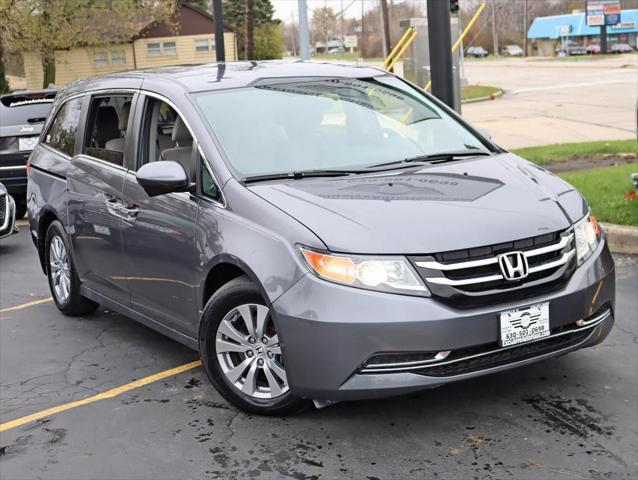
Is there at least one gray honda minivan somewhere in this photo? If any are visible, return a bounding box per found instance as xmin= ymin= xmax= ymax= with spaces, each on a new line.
xmin=27 ymin=62 xmax=615 ymax=415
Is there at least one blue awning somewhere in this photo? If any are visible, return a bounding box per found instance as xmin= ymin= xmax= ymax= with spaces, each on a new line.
xmin=528 ymin=9 xmax=638 ymax=39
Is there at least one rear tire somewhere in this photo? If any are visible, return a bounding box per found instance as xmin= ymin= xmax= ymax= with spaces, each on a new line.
xmin=45 ymin=220 xmax=98 ymax=316
xmin=199 ymin=275 xmax=308 ymax=416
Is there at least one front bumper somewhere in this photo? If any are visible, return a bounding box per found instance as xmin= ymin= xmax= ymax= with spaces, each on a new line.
xmin=273 ymin=240 xmax=615 ymax=401
xmin=0 ymin=176 xmax=28 ymax=196
xmin=1 ymin=151 xmax=29 ymax=196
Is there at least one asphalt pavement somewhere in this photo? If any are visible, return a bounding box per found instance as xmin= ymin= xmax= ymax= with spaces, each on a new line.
xmin=1 ymin=226 xmax=637 ymax=480
xmin=462 ymin=56 xmax=638 ymax=149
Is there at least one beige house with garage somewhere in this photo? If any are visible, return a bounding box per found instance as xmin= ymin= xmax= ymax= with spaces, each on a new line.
xmin=22 ymin=3 xmax=237 ymax=90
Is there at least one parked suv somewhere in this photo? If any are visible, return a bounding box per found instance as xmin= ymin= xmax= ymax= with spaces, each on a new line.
xmin=1 ymin=88 xmax=56 ymax=218
xmin=556 ymin=41 xmax=587 ymax=56
xmin=502 ymin=45 xmax=524 ymax=56
xmin=466 ymin=46 xmax=488 ymax=58
xmin=610 ymin=43 xmax=633 ymax=54
xmin=27 ymin=63 xmax=615 ymax=415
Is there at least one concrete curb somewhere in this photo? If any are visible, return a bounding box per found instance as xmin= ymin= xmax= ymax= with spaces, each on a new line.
xmin=601 ymin=223 xmax=638 ymax=255
xmin=462 ymin=89 xmax=504 ymax=104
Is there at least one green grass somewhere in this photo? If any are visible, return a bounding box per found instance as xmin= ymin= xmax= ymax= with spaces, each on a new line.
xmin=461 ymin=84 xmax=502 ymax=101
xmin=558 ymin=163 xmax=638 ymax=226
xmin=512 ymin=139 xmax=638 ymax=165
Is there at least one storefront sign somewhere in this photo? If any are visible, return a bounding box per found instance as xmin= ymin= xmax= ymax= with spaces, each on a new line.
xmin=587 ymin=0 xmax=621 ymax=27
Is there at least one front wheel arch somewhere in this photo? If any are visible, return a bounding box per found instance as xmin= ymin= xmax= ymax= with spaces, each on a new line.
xmin=37 ymin=209 xmax=59 ymax=274
xmin=198 ymin=254 xmax=272 ymax=312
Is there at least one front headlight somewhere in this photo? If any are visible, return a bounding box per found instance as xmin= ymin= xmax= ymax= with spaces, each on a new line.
xmin=299 ymin=246 xmax=429 ymax=296
xmin=573 ymin=211 xmax=601 ymax=266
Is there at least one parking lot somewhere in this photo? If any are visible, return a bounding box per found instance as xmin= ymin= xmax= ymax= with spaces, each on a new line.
xmin=462 ymin=56 xmax=638 ymax=149
xmin=0 ymin=224 xmax=636 ymax=479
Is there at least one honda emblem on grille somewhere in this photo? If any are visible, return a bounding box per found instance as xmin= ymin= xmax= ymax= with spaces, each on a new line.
xmin=498 ymin=251 xmax=529 ymax=281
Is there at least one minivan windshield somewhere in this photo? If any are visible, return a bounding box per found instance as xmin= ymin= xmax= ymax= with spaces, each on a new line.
xmin=195 ymin=75 xmax=491 ymax=176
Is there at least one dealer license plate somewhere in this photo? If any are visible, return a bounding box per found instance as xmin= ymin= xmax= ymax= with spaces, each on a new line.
xmin=18 ymin=136 xmax=38 ymax=151
xmin=499 ymin=302 xmax=550 ymax=347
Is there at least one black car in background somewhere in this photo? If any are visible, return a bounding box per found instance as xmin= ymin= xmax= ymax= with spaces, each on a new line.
xmin=0 ymin=89 xmax=56 ymax=218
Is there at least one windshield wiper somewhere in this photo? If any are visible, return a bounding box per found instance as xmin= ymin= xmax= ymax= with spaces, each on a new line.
xmin=368 ymin=150 xmax=491 ymax=169
xmin=242 ymin=169 xmax=369 ymax=184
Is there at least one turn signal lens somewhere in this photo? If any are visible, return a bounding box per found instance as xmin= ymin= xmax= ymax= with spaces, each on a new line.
xmin=589 ymin=212 xmax=601 ymax=237
xmin=300 ymin=249 xmax=355 ymax=284
xmin=299 ymin=247 xmax=429 ymax=296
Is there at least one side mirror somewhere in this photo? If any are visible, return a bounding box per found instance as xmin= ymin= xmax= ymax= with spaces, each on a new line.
xmin=136 ymin=161 xmax=189 ymax=197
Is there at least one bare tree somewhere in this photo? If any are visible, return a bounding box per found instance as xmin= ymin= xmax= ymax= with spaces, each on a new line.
xmin=0 ymin=0 xmax=176 ymax=88
xmin=491 ymin=0 xmax=498 ymax=56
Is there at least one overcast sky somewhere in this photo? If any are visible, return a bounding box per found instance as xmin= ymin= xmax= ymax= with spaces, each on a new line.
xmin=272 ymin=0 xmax=388 ymax=22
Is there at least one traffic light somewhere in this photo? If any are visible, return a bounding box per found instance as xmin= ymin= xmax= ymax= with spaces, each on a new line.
xmin=450 ymin=0 xmax=459 ymax=14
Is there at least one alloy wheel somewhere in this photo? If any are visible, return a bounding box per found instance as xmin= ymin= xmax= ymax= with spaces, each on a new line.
xmin=215 ymin=303 xmax=289 ymax=399
xmin=49 ymin=235 xmax=71 ymax=304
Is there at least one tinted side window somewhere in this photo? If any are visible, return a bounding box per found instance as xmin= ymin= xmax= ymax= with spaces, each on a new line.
xmin=82 ymin=95 xmax=133 ymax=166
xmin=43 ymin=97 xmax=83 ymax=156
xmin=138 ymin=97 xmax=194 ymax=181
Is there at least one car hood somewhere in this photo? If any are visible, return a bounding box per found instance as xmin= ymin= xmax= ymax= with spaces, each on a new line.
xmin=247 ymin=153 xmax=587 ymax=254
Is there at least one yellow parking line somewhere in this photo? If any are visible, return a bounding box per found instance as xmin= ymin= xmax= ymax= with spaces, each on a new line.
xmin=0 ymin=360 xmax=203 ymax=432
xmin=0 ymin=297 xmax=53 ymax=314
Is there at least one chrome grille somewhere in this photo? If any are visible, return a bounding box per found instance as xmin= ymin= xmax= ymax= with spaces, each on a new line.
xmin=408 ymin=229 xmax=576 ymax=306
xmin=0 ymin=194 xmax=7 ymax=229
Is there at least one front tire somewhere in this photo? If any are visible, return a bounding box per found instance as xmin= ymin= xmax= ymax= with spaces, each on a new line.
xmin=199 ymin=276 xmax=308 ymax=416
xmin=45 ymin=220 xmax=98 ymax=316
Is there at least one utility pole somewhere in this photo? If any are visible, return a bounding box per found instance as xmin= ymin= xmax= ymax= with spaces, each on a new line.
xmin=523 ymin=0 xmax=528 ymax=56
xmin=426 ymin=0 xmax=454 ymax=108
xmin=601 ymin=24 xmax=608 ymax=53
xmin=291 ymin=11 xmax=297 ymax=57
xmin=245 ymin=0 xmax=254 ymax=60
xmin=323 ymin=0 xmax=329 ymax=48
xmin=212 ymin=0 xmax=225 ymax=62
xmin=340 ymin=0 xmax=345 ymax=44
xmin=380 ymin=0 xmax=391 ymax=58
xmin=360 ymin=0 xmax=365 ymax=58
xmin=491 ymin=0 xmax=499 ymax=56
xmin=298 ymin=0 xmax=310 ymax=60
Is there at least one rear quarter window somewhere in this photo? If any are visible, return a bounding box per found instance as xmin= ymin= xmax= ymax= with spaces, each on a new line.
xmin=43 ymin=97 xmax=84 ymax=157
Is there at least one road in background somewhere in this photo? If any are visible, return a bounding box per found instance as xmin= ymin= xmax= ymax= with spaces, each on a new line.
xmin=1 ymin=226 xmax=637 ymax=479
xmin=462 ymin=57 xmax=638 ymax=149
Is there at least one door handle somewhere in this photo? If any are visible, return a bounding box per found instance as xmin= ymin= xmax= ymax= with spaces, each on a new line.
xmin=104 ymin=194 xmax=121 ymax=217
xmin=119 ymin=204 xmax=139 ymax=221
xmin=104 ymin=194 xmax=138 ymax=221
